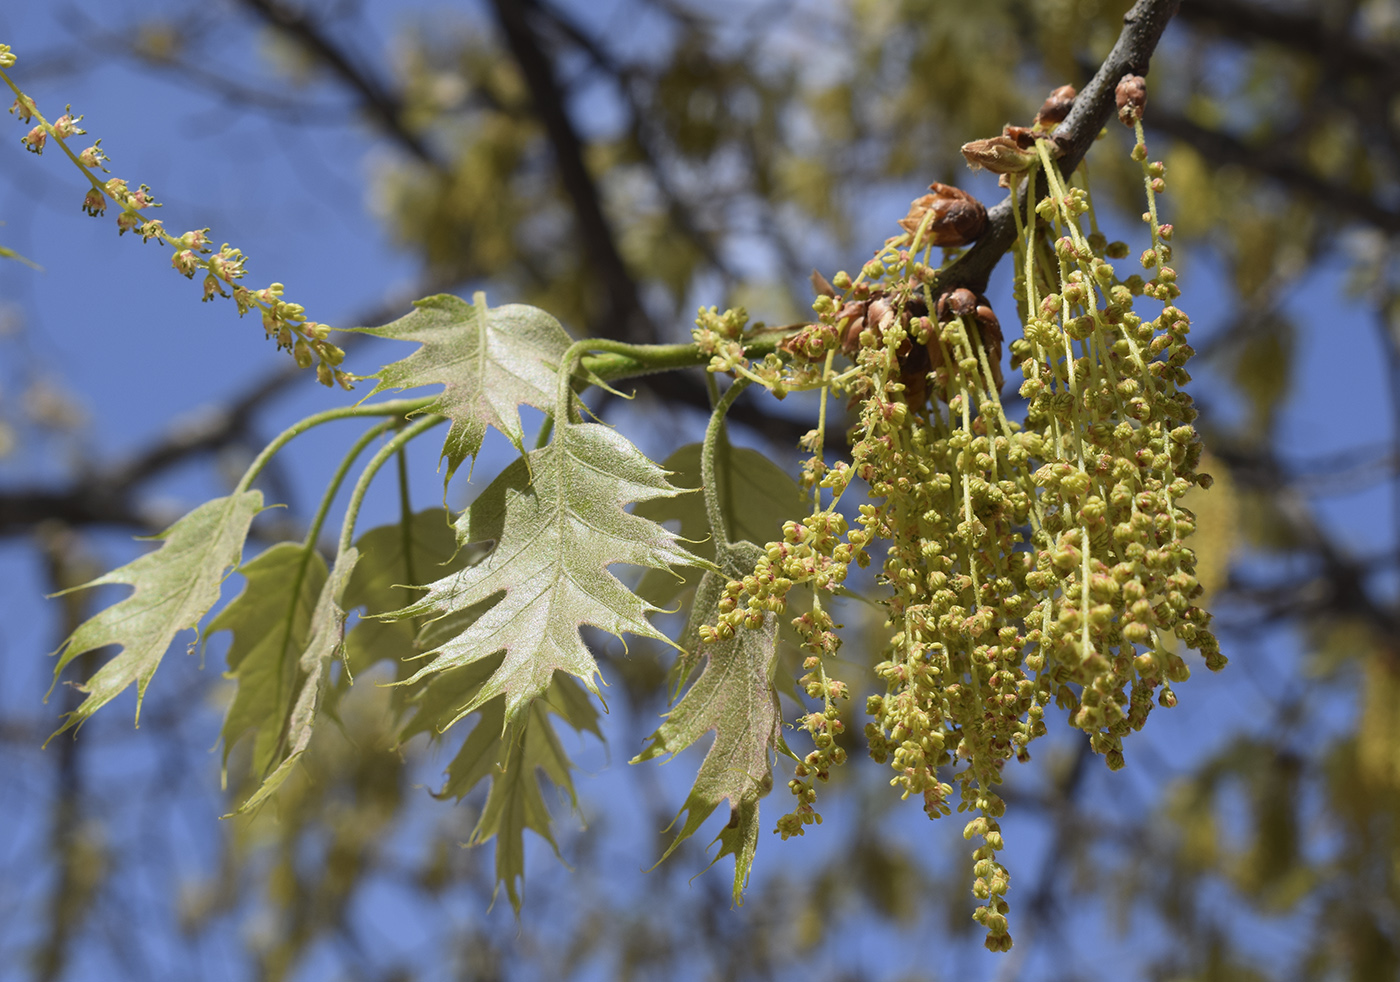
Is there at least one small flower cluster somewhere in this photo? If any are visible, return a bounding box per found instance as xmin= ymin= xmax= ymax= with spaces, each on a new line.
xmin=693 ymin=304 xmax=820 ymax=397
xmin=692 ymin=304 xmax=750 ymax=373
xmin=1 ymin=49 xmax=350 ymax=388
xmin=697 ymin=79 xmax=1220 ymax=951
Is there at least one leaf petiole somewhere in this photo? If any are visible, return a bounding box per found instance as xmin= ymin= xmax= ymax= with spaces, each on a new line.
xmin=302 ymin=419 xmax=398 ymax=550
xmin=233 ymin=398 xmax=434 ymax=496
xmin=336 ymin=415 xmax=445 ymax=555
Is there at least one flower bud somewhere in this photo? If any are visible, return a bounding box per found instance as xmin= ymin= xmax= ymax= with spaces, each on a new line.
xmin=1116 ymin=74 xmax=1147 ymax=126
xmin=899 ymin=183 xmax=988 ymax=247
xmin=78 ymin=141 xmax=108 ymax=169
xmin=52 ymin=110 xmax=85 ymax=139
xmin=9 ymin=94 xmax=35 ymax=122
xmin=171 ymin=249 xmax=199 ymax=278
xmin=22 ymin=124 xmax=46 ymax=154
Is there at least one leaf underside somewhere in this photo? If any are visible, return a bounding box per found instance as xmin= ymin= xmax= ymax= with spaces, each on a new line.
xmin=213 ymin=510 xmax=488 ymax=812
xmin=49 ymin=491 xmax=263 ymax=739
xmin=341 ymin=508 xmax=488 ymax=680
xmin=387 ymin=421 xmax=705 ymax=728
xmin=401 ymin=654 xmax=601 ymax=913
xmin=380 ymin=421 xmax=703 ymax=909
xmin=354 ymin=291 xmax=573 ymax=484
xmin=234 ymin=548 xmax=359 ymax=814
xmin=632 ymin=540 xmax=783 ymax=905
xmin=207 ymin=541 xmax=328 ymax=782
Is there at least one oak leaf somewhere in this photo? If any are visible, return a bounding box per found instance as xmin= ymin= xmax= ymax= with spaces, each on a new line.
xmin=355 ymin=292 xmax=573 ymax=483
xmin=388 ymin=421 xmax=704 ymax=728
xmin=49 ymin=491 xmax=262 ymax=738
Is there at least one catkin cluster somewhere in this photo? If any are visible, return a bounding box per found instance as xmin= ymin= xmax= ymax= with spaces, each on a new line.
xmin=701 ymin=77 xmax=1222 ymax=950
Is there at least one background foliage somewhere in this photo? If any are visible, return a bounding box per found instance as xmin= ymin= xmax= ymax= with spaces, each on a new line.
xmin=2 ymin=0 xmax=1399 ymax=980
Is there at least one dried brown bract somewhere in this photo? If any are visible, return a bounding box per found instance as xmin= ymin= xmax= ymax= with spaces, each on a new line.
xmin=1116 ymin=74 xmax=1147 ymax=126
xmin=960 ymin=135 xmax=1036 ymax=175
xmin=898 ymin=182 xmax=988 ymax=247
xmin=1035 ymin=84 xmax=1077 ymax=127
xmin=1003 ymin=124 xmax=1038 ymax=150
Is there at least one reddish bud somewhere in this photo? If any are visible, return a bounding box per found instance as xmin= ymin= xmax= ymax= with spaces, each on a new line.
xmin=1002 ymin=124 xmax=1038 ymax=150
xmin=1035 ymin=84 xmax=1077 ymax=127
xmin=936 ymin=289 xmax=1004 ymax=391
xmin=1116 ymin=74 xmax=1147 ymax=126
xmin=899 ymin=182 xmax=987 ymax=247
xmin=936 ymin=287 xmax=978 ymax=320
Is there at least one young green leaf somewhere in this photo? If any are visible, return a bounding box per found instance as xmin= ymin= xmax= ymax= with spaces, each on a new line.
xmin=387 ymin=421 xmax=705 ymax=730
xmin=207 ymin=541 xmax=328 ymax=783
xmin=49 ymin=491 xmax=263 ymax=738
xmin=632 ymin=555 xmax=782 ymax=906
xmin=354 ymin=292 xmax=573 ymax=483
xmin=341 ymin=508 xmax=487 ymax=678
xmin=471 ymin=694 xmax=582 ymax=913
xmin=234 ymin=548 xmax=358 ymax=814
xmin=400 ymin=657 xmax=601 ymax=913
xmin=632 ymin=438 xmax=806 ymax=607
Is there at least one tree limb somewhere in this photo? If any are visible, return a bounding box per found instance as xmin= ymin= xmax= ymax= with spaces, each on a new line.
xmin=489 ymin=0 xmax=655 ymax=345
xmin=234 ymin=0 xmax=439 ymax=166
xmin=939 ymin=0 xmax=1182 ymax=296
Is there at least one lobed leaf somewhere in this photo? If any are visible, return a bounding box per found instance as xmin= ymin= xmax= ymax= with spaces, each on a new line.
xmin=632 ymin=539 xmax=783 ymax=906
xmin=400 ymin=654 xmax=601 ymax=912
xmin=234 ymin=548 xmax=358 ymax=814
xmin=353 ymin=292 xmax=573 ymax=484
xmin=341 ymin=508 xmax=486 ymax=678
xmin=386 ymin=421 xmax=706 ymax=729
xmin=207 ymin=541 xmax=327 ymax=783
xmin=49 ymin=491 xmax=263 ymax=738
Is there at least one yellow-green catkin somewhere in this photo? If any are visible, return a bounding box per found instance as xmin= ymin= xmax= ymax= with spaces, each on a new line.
xmin=696 ymin=119 xmax=1219 ymax=952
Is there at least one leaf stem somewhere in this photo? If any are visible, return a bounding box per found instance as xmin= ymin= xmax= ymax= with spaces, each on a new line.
xmin=550 ymin=334 xmax=792 ymax=422
xmin=700 ymin=377 xmax=752 ymax=550
xmin=302 ymin=420 xmax=398 ymax=549
xmin=233 ymin=398 xmax=434 ymax=495
xmin=336 ymin=416 xmax=445 ymax=555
